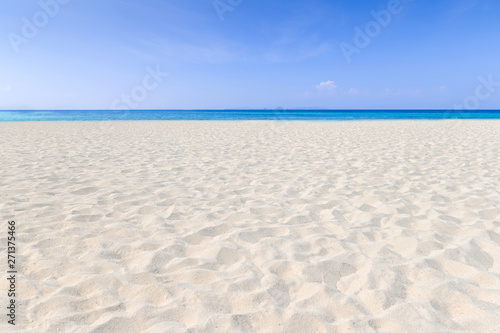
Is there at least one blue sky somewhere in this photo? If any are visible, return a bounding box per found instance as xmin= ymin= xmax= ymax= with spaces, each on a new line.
xmin=1 ymin=0 xmax=499 ymax=109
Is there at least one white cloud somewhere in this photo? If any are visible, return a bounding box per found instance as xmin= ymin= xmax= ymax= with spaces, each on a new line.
xmin=348 ymin=88 xmax=359 ymax=96
xmin=316 ymin=80 xmax=337 ymax=93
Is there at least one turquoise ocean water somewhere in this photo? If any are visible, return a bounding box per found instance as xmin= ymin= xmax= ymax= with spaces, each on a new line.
xmin=0 ymin=110 xmax=499 ymax=122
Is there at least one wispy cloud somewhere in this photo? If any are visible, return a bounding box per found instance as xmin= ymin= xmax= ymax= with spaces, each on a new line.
xmin=161 ymin=42 xmax=239 ymax=64
xmin=382 ymin=88 xmax=422 ymax=96
xmin=264 ymin=42 xmax=331 ymax=64
xmin=348 ymin=88 xmax=359 ymax=96
xmin=448 ymin=0 xmax=492 ymax=17
xmin=127 ymin=36 xmax=244 ymax=65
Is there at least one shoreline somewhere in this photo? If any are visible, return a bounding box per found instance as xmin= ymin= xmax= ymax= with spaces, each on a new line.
xmin=1 ymin=118 xmax=500 ymax=123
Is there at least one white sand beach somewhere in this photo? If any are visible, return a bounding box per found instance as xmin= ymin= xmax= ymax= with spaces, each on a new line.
xmin=0 ymin=120 xmax=499 ymax=333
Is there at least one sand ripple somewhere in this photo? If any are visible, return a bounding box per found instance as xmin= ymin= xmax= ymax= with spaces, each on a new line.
xmin=0 ymin=120 xmax=499 ymax=332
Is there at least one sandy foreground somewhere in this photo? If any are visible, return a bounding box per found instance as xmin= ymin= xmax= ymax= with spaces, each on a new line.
xmin=0 ymin=120 xmax=499 ymax=333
